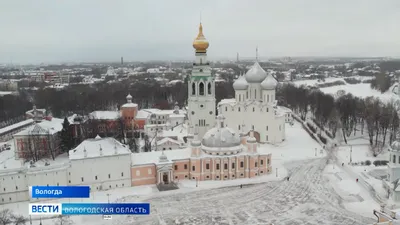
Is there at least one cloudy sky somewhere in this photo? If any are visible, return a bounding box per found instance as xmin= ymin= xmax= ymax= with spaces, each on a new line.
xmin=0 ymin=0 xmax=399 ymax=64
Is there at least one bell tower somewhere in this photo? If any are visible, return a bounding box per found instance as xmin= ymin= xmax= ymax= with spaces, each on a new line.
xmin=188 ymin=23 xmax=216 ymax=139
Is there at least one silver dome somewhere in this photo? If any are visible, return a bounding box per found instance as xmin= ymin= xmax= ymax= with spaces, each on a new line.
xmin=233 ymin=75 xmax=249 ymax=90
xmin=244 ymin=62 xmax=267 ymax=83
xmin=201 ymin=127 xmax=241 ymax=148
xmin=391 ymin=141 xmax=400 ymax=152
xmin=261 ymin=74 xmax=278 ymax=90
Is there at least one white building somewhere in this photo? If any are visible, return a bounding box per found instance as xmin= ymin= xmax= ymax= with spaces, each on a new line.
xmin=218 ymin=62 xmax=289 ymax=144
xmin=142 ymin=104 xmax=186 ymax=135
xmin=0 ymin=136 xmax=131 ymax=204
xmin=187 ymin=23 xmax=216 ymax=139
xmin=68 ymin=136 xmax=132 ymax=191
xmin=384 ymin=140 xmax=400 ymax=202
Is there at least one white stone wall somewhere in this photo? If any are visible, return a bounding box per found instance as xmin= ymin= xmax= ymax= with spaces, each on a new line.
xmin=218 ymin=103 xmax=285 ymax=143
xmin=68 ymin=154 xmax=131 ymax=191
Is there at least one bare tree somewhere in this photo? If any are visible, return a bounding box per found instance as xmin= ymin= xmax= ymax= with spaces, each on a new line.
xmin=0 ymin=209 xmax=13 ymax=225
xmin=10 ymin=215 xmax=27 ymax=225
xmin=54 ymin=215 xmax=74 ymax=225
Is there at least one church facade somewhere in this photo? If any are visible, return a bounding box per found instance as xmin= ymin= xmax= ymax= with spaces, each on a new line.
xmin=217 ymin=61 xmax=289 ymax=144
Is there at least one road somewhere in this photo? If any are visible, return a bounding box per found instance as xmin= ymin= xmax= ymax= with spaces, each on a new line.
xmin=113 ymin=158 xmax=375 ymax=225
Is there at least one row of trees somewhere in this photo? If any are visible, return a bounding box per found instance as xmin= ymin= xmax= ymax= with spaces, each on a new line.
xmin=0 ymin=209 xmax=73 ymax=225
xmin=277 ymin=83 xmax=400 ymax=156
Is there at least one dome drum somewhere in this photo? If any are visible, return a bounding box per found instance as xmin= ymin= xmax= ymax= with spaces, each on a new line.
xmin=201 ymin=145 xmax=243 ymax=156
xmin=391 ymin=141 xmax=400 ymax=152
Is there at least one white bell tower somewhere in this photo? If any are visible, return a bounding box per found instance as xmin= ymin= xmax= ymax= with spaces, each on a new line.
xmin=188 ymin=23 xmax=216 ymax=139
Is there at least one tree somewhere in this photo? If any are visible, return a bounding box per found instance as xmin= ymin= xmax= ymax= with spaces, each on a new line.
xmin=54 ymin=215 xmax=74 ymax=225
xmin=0 ymin=209 xmax=13 ymax=225
xmin=60 ymin=117 xmax=73 ymax=153
xmin=11 ymin=215 xmax=26 ymax=225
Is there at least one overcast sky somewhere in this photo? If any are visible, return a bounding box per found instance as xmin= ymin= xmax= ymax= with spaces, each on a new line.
xmin=0 ymin=0 xmax=399 ymax=64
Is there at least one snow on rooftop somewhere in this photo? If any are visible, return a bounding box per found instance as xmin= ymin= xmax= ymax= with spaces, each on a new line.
xmin=142 ymin=108 xmax=186 ymax=115
xmin=121 ymin=103 xmax=138 ymax=108
xmin=136 ymin=110 xmax=151 ymax=119
xmin=218 ymin=98 xmax=236 ymax=106
xmin=0 ymin=119 xmax=34 ymax=135
xmin=69 ymin=137 xmax=130 ymax=160
xmin=89 ymin=111 xmax=120 ymax=120
xmin=152 ymin=137 xmax=183 ymax=146
xmin=13 ymin=118 xmax=64 ymax=136
xmin=131 ymin=148 xmax=191 ymax=165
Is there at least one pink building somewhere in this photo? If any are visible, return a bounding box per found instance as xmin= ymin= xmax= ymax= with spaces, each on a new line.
xmin=131 ymin=115 xmax=272 ymax=186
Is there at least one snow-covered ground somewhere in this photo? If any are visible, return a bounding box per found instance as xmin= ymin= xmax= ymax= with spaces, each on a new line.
xmin=320 ymin=83 xmax=399 ymax=102
xmin=1 ymin=121 xmax=379 ymax=225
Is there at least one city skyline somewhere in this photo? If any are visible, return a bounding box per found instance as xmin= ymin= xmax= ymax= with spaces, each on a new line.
xmin=0 ymin=0 xmax=399 ymax=64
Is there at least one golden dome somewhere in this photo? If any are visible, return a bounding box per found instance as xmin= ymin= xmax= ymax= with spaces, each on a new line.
xmin=192 ymin=23 xmax=209 ymax=53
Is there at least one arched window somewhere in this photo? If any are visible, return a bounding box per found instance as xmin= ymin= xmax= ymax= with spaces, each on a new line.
xmin=246 ymin=91 xmax=248 ymax=99
xmin=208 ymin=82 xmax=211 ymax=95
xmin=239 ymin=95 xmax=241 ymax=101
xmin=192 ymin=83 xmax=196 ymax=95
xmin=267 ymin=95 xmax=269 ymax=102
xmin=200 ymin=58 xmax=203 ymax=64
xmin=199 ymin=82 xmax=205 ymax=95
xmin=254 ymin=89 xmax=257 ymax=99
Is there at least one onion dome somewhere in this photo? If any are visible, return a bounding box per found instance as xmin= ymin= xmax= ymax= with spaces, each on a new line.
xmin=391 ymin=140 xmax=400 ymax=152
xmin=192 ymin=23 xmax=209 ymax=53
xmin=261 ymin=74 xmax=278 ymax=90
xmin=233 ymin=74 xmax=249 ymax=90
xmin=201 ymin=115 xmax=241 ymax=148
xmin=244 ymin=62 xmax=267 ymax=83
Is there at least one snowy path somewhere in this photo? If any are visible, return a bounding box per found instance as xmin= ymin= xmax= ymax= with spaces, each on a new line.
xmin=113 ymin=158 xmax=374 ymax=225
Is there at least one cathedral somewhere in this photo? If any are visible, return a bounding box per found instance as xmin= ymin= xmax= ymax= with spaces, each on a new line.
xmin=217 ymin=60 xmax=289 ymax=144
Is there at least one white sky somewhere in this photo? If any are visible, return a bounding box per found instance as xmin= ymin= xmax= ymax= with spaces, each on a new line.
xmin=0 ymin=0 xmax=399 ymax=64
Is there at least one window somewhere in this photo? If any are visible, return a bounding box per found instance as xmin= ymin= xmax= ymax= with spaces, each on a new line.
xmin=208 ymin=83 xmax=211 ymax=95
xmin=267 ymin=159 xmax=270 ymax=165
xmin=148 ymin=168 xmax=152 ymax=175
xmin=136 ymin=170 xmax=140 ymax=176
xmin=266 ymin=126 xmax=268 ymax=131
xmin=240 ymin=161 xmax=244 ymax=168
xmin=184 ymin=164 xmax=188 ymax=169
xmin=216 ymin=176 xmax=219 ymax=179
xmin=81 ymin=177 xmax=84 ymax=182
xmin=261 ymin=160 xmax=264 ymax=165
xmin=216 ymin=164 xmax=220 ymax=170
xmin=239 ymin=95 xmax=241 ymax=101
xmin=206 ymin=163 xmax=210 ymax=169
xmin=192 ymin=166 xmax=195 ymax=171
xmin=266 ymin=135 xmax=268 ymax=141
xmin=69 ymin=180 xmax=71 ymax=183
xmin=267 ymin=108 xmax=269 ymax=112
xmin=267 ymin=95 xmax=269 ymax=102
xmin=253 ymin=107 xmax=255 ymax=112
xmin=206 ymin=176 xmax=209 ymax=179
xmin=225 ymin=107 xmax=227 ymax=111
xmin=199 ymin=82 xmax=205 ymax=95
xmin=108 ymin=174 xmax=111 ymax=179
xmin=232 ymin=163 xmax=235 ymax=169
xmin=254 ymin=89 xmax=256 ymax=98
xmin=57 ymin=183 xmax=59 ymax=186
xmin=175 ymin=165 xmax=178 ymax=170
xmin=279 ymin=125 xmax=281 ymax=131
xmin=16 ymin=186 xmax=18 ymax=190
xmin=3 ymin=188 xmax=5 ymax=191
xmin=95 ymin=176 xmax=98 ymax=180
xmin=252 ymin=125 xmax=254 ymax=130
xmin=246 ymin=91 xmax=248 ymax=99
xmin=163 ymin=148 xmax=166 ymax=150
xmin=238 ymin=107 xmax=241 ymax=112
xmin=192 ymin=83 xmax=196 ymax=95
xmin=394 ymin=155 xmax=396 ymax=164
xmin=121 ymin=172 xmax=124 ymax=177
xmin=255 ymin=162 xmax=258 ymax=167
xmin=224 ymin=163 xmax=228 ymax=170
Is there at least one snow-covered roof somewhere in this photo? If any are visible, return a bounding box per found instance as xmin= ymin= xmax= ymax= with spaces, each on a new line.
xmin=89 ymin=111 xmax=120 ymax=120
xmin=278 ymin=106 xmax=292 ymax=113
xmin=152 ymin=137 xmax=183 ymax=146
xmin=13 ymin=118 xmax=64 ymax=136
xmin=131 ymin=148 xmax=191 ymax=165
xmin=0 ymin=119 xmax=34 ymax=135
xmin=69 ymin=137 xmax=130 ymax=160
xmin=121 ymin=103 xmax=138 ymax=108
xmin=136 ymin=110 xmax=151 ymax=120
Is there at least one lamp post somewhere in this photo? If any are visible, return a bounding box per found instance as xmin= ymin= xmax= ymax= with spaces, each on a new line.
xmin=349 ymin=145 xmax=353 ymax=163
